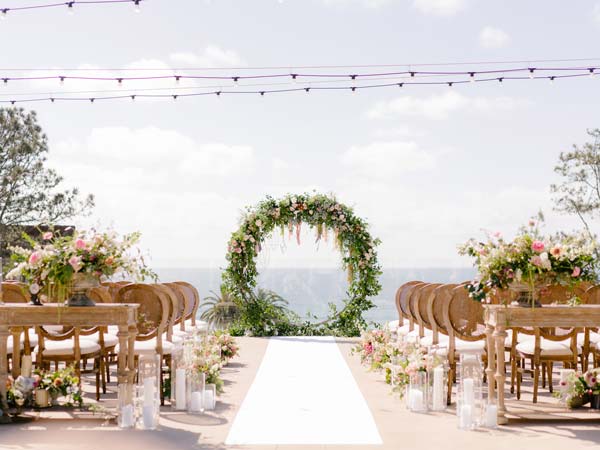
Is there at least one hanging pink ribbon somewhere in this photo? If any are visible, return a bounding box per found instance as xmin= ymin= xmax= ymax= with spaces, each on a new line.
xmin=296 ymin=222 xmax=301 ymax=245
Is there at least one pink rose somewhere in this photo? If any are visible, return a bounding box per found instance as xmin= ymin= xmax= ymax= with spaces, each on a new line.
xmin=531 ymin=241 xmax=545 ymax=252
xmin=572 ymin=266 xmax=581 ymax=277
xmin=28 ymin=251 xmax=42 ymax=265
xmin=68 ymin=255 xmax=82 ymax=272
xmin=529 ymin=220 xmax=536 ymax=227
xmin=531 ymin=255 xmax=542 ymax=267
xmin=75 ymin=238 xmax=87 ymax=250
xmin=42 ymin=232 xmax=53 ymax=240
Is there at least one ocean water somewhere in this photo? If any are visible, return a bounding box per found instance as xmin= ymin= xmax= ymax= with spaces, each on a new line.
xmin=155 ymin=267 xmax=476 ymax=324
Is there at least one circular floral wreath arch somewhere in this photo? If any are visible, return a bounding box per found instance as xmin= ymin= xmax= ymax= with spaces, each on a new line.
xmin=223 ymin=192 xmax=382 ymax=333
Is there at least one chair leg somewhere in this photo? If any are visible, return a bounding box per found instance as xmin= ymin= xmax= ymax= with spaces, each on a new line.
xmin=533 ymin=364 xmax=540 ymax=403
xmin=516 ymin=365 xmax=522 ymax=400
xmin=542 ymin=362 xmax=546 ymax=388
xmin=106 ymin=354 xmax=111 ymax=384
xmin=100 ymin=354 xmax=106 ymax=394
xmin=511 ymin=354 xmax=517 ymax=394
xmin=548 ymin=362 xmax=553 ymax=394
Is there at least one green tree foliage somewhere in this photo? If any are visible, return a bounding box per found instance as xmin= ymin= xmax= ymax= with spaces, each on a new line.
xmin=0 ymin=107 xmax=94 ymax=257
xmin=551 ymin=129 xmax=600 ymax=237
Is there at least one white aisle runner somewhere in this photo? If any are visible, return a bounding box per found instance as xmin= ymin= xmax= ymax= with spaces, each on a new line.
xmin=225 ymin=336 xmax=383 ymax=445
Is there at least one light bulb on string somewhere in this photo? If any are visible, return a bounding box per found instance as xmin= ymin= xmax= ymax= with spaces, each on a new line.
xmin=498 ymin=77 xmax=504 ymax=86
xmin=232 ymin=76 xmax=239 ymax=88
xmin=172 ymin=95 xmax=178 ymax=101
xmin=528 ymin=68 xmax=535 ymax=79
xmin=67 ymin=2 xmax=75 ymax=16
xmin=351 ymin=86 xmax=357 ymax=94
xmin=447 ymin=82 xmax=453 ymax=88
xmin=131 ymin=95 xmax=136 ymax=101
xmin=590 ymin=68 xmax=595 ymax=78
xmin=398 ymin=83 xmax=403 ymax=88
xmin=350 ymin=74 xmax=357 ymax=86
xmin=133 ymin=0 xmax=141 ymax=13
xmin=174 ymin=75 xmax=181 ymax=85
xmin=1 ymin=9 xmax=8 ymax=20
xmin=59 ymin=76 xmax=65 ymax=86
xmin=549 ymin=76 xmax=555 ymax=84
xmin=260 ymin=91 xmax=265 ymax=97
xmin=291 ymin=74 xmax=298 ymax=84
xmin=469 ymin=72 xmax=475 ymax=83
xmin=2 ymin=78 xmax=8 ymax=86
xmin=117 ymin=78 xmax=123 ymax=88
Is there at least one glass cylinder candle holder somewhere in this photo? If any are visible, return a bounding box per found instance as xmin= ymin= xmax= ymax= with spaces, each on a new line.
xmin=408 ymin=370 xmax=428 ymax=413
xmin=204 ymin=383 xmax=216 ymax=411
xmin=118 ymin=383 xmax=135 ymax=429
xmin=171 ymin=342 xmax=188 ymax=411
xmin=484 ymin=397 xmax=498 ymax=428
xmin=187 ymin=371 xmax=205 ymax=414
xmin=457 ymin=352 xmax=484 ymax=430
xmin=137 ymin=353 xmax=160 ymax=430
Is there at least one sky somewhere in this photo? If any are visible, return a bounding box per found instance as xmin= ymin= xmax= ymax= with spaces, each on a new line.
xmin=1 ymin=0 xmax=600 ymax=269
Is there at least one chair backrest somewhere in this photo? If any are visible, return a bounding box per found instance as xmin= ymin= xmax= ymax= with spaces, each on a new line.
xmin=1 ymin=282 xmax=30 ymax=303
xmin=152 ymin=284 xmax=179 ymax=341
xmin=408 ymin=283 xmax=430 ymax=332
xmin=115 ymin=284 xmax=169 ymax=344
xmin=400 ymin=282 xmax=427 ymax=330
xmin=539 ymin=284 xmax=589 ymax=305
xmin=416 ymin=283 xmax=441 ymax=337
xmin=430 ymin=283 xmax=458 ymax=340
xmin=165 ymin=282 xmax=187 ymax=331
xmin=444 ymin=285 xmax=486 ymax=342
xmin=395 ymin=281 xmax=422 ymax=324
xmin=174 ymin=281 xmax=201 ymax=326
xmin=88 ymin=286 xmax=113 ymax=303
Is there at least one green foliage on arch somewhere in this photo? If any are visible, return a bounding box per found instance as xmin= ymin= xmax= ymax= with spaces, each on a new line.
xmin=222 ymin=192 xmax=382 ymax=336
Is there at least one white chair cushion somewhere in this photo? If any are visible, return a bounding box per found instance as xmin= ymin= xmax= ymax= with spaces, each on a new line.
xmin=516 ymin=339 xmax=577 ymax=357
xmin=455 ymin=339 xmax=486 ymax=353
xmin=420 ymin=334 xmax=450 ymax=347
xmin=185 ymin=319 xmax=208 ymax=332
xmin=397 ymin=324 xmax=412 ymax=336
xmin=115 ymin=338 xmax=174 ymax=356
xmin=6 ymin=336 xmax=15 ymax=354
xmin=35 ymin=338 xmax=100 ymax=356
xmin=88 ymin=332 xmax=118 ymax=347
xmin=577 ymin=332 xmax=600 ymax=347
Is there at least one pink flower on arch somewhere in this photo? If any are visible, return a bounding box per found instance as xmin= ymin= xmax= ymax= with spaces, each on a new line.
xmin=572 ymin=267 xmax=581 ymax=277
xmin=75 ymin=238 xmax=87 ymax=250
xmin=531 ymin=241 xmax=545 ymax=252
xmin=42 ymin=232 xmax=53 ymax=240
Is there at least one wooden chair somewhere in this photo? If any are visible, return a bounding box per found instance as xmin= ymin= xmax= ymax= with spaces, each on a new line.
xmin=583 ymin=285 xmax=600 ymax=369
xmin=392 ymin=281 xmax=422 ymax=333
xmin=421 ymin=283 xmax=457 ymax=348
xmin=1 ymin=282 xmax=36 ymax=357
xmin=115 ymin=283 xmax=170 ymax=404
xmin=34 ymin=325 xmax=104 ymax=401
xmin=174 ymin=281 xmax=204 ymax=332
xmin=88 ymin=286 xmax=117 ymax=389
xmin=414 ymin=283 xmax=442 ymax=341
xmin=397 ymin=282 xmax=427 ymax=337
xmin=165 ymin=282 xmax=190 ymax=337
xmin=444 ymin=285 xmax=487 ymax=404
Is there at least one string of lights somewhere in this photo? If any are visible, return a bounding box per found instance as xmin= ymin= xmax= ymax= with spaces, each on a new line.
xmin=0 ymin=0 xmax=143 ymax=16
xmin=0 ymin=71 xmax=595 ymax=105
xmin=0 ymin=65 xmax=597 ymax=85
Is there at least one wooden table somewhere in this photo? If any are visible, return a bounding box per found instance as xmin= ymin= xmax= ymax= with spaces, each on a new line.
xmin=0 ymin=303 xmax=139 ymax=422
xmin=484 ymin=304 xmax=600 ymax=424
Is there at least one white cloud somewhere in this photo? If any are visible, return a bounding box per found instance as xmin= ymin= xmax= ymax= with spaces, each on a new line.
xmin=180 ymin=143 xmax=254 ymax=177
xmin=479 ymin=26 xmax=511 ymax=49
xmin=367 ymin=91 xmax=528 ymax=120
xmin=341 ymin=141 xmax=436 ymax=178
xmin=412 ymin=0 xmax=466 ymax=16
xmin=372 ymin=125 xmax=425 ymax=138
xmin=169 ymin=45 xmax=246 ymax=68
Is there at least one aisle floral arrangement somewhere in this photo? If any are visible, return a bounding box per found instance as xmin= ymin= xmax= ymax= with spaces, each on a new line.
xmin=187 ymin=333 xmax=240 ymax=394
xmin=557 ymin=368 xmax=600 ymax=409
xmin=7 ymin=227 xmax=155 ymax=299
xmin=458 ymin=219 xmax=598 ymax=303
xmin=352 ymin=329 xmax=441 ymax=399
xmin=6 ymin=366 xmax=82 ymax=408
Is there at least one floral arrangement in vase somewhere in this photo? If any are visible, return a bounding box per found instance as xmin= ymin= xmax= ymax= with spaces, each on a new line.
xmin=210 ymin=332 xmax=239 ymax=363
xmin=33 ymin=366 xmax=83 ymax=407
xmin=190 ymin=336 xmax=226 ymax=393
xmin=7 ymin=227 xmax=155 ymax=304
xmin=351 ymin=328 xmax=394 ymax=370
xmin=557 ymin=368 xmax=600 ymax=409
xmin=458 ymin=218 xmax=598 ymax=304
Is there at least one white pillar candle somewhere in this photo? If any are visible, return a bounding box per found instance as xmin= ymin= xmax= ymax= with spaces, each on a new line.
xmin=462 ymin=378 xmax=475 ymax=407
xmin=190 ymin=391 xmax=203 ymax=412
xmin=143 ymin=377 xmax=156 ymax=406
xmin=21 ymin=355 xmax=32 ymax=378
xmin=432 ymin=367 xmax=445 ymax=410
xmin=175 ymin=369 xmax=187 ymax=410
xmin=459 ymin=404 xmax=473 ymax=429
xmin=120 ymin=404 xmax=135 ymax=428
xmin=485 ymin=404 xmax=498 ymax=428
xmin=203 ymin=389 xmax=215 ymax=410
xmin=142 ymin=404 xmax=155 ymax=429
